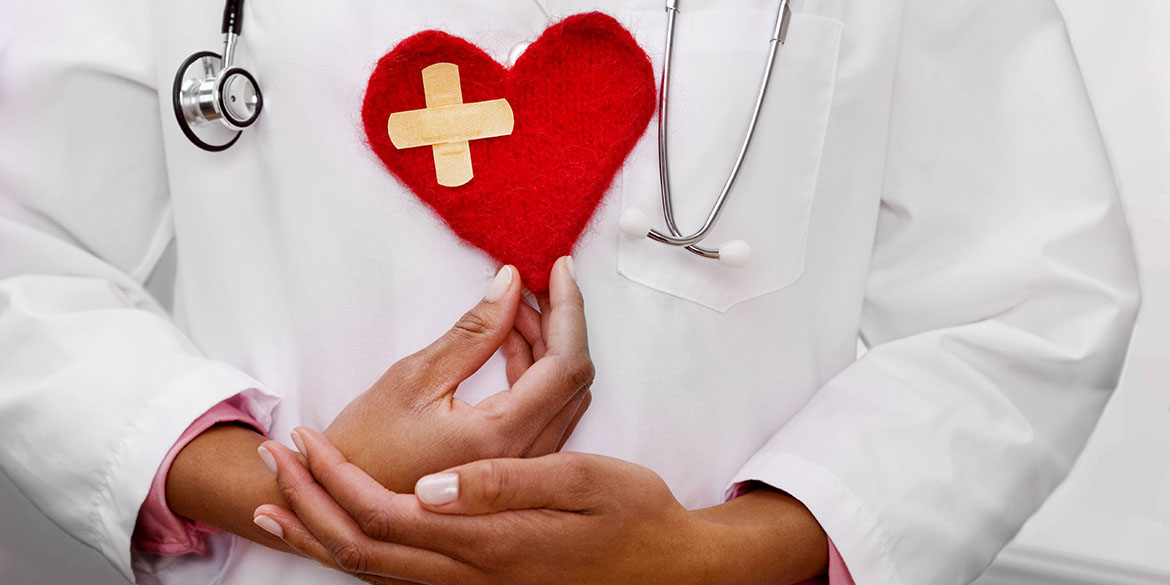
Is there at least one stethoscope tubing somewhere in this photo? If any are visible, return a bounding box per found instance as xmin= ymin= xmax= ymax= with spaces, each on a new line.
xmin=651 ymin=0 xmax=791 ymax=259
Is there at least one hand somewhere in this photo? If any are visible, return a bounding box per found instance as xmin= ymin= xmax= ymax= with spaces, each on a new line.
xmin=255 ymin=435 xmax=829 ymax=585
xmin=320 ymin=257 xmax=593 ymax=493
xmin=258 ymin=437 xmax=702 ymax=585
xmin=165 ymin=258 xmax=593 ymax=551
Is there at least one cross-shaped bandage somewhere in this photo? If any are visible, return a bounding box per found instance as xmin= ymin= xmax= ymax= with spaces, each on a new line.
xmin=387 ymin=63 xmax=515 ymax=187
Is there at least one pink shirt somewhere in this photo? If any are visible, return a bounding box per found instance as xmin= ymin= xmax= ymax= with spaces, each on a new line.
xmin=133 ymin=400 xmax=854 ymax=584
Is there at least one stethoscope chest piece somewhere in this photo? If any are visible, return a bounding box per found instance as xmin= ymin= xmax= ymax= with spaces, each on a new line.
xmin=173 ymin=0 xmax=262 ymax=152
xmin=173 ymin=51 xmax=262 ymax=152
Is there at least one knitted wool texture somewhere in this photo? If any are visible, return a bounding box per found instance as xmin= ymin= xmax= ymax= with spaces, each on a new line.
xmin=362 ymin=12 xmax=657 ymax=291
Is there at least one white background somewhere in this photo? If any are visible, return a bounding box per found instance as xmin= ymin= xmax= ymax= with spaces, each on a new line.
xmin=1 ymin=2 xmax=1167 ymax=583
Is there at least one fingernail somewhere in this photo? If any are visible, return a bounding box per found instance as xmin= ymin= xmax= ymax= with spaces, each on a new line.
xmin=484 ymin=265 xmax=514 ymax=302
xmin=253 ymin=514 xmax=283 ymax=538
xmin=257 ymin=445 xmax=278 ymax=475
xmin=290 ymin=430 xmax=306 ymax=455
xmin=564 ymin=256 xmax=576 ymax=280
xmin=416 ymin=473 xmax=459 ymax=505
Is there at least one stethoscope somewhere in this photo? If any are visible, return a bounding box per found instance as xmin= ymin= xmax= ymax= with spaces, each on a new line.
xmin=173 ymin=0 xmax=263 ymax=152
xmin=174 ymin=0 xmax=791 ymax=267
xmin=619 ymin=0 xmax=792 ymax=267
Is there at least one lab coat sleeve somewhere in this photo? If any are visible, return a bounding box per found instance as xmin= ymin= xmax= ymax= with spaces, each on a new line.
xmin=0 ymin=0 xmax=279 ymax=580
xmin=725 ymin=2 xmax=1140 ymax=585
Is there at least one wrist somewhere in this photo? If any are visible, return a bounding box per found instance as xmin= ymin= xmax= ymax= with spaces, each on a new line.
xmin=688 ymin=488 xmax=829 ymax=585
xmin=166 ymin=423 xmax=291 ymax=551
xmin=680 ymin=512 xmax=750 ymax=585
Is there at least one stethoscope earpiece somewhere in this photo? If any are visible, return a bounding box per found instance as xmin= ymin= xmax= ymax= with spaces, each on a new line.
xmin=173 ymin=0 xmax=262 ymax=152
xmin=716 ymin=240 xmax=751 ymax=268
xmin=618 ymin=208 xmax=654 ymax=239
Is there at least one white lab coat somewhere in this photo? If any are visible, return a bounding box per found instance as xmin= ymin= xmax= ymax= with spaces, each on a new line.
xmin=0 ymin=1 xmax=1139 ymax=584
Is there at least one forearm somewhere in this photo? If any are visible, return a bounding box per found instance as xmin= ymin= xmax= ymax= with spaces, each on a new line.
xmin=692 ymin=486 xmax=828 ymax=585
xmin=165 ymin=423 xmax=293 ymax=553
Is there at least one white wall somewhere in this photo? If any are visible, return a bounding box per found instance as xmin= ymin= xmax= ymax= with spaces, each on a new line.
xmin=1 ymin=2 xmax=1166 ymax=584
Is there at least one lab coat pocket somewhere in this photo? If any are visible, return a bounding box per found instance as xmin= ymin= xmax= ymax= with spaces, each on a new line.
xmin=617 ymin=10 xmax=842 ymax=312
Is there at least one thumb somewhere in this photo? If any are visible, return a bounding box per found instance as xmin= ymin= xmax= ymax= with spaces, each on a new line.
xmin=401 ymin=265 xmax=521 ymax=394
xmin=413 ymin=453 xmax=605 ymax=515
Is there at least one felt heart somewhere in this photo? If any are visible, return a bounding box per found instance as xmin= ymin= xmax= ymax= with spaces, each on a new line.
xmin=362 ymin=12 xmax=656 ymax=291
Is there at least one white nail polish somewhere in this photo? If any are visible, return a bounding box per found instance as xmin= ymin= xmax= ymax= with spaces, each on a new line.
xmin=565 ymin=256 xmax=577 ymax=280
xmin=257 ymin=446 xmax=278 ymax=475
xmin=416 ymin=473 xmax=460 ymax=505
xmin=484 ymin=266 xmax=513 ymax=302
xmin=290 ymin=430 xmax=306 ymax=455
xmin=254 ymin=515 xmax=284 ymax=538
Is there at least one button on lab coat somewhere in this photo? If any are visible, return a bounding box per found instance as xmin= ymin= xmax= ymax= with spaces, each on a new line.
xmin=0 ymin=1 xmax=1140 ymax=584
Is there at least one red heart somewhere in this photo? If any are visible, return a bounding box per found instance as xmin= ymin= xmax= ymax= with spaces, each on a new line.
xmin=362 ymin=13 xmax=656 ymax=291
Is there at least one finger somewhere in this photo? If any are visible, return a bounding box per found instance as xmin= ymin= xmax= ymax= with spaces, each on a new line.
xmin=254 ymin=504 xmax=335 ymax=564
xmin=536 ymin=293 xmax=552 ymax=353
xmin=396 ymin=265 xmax=522 ymax=395
xmin=536 ymin=291 xmax=551 ymax=318
xmin=501 ymin=329 xmax=533 ymax=387
xmin=255 ymin=506 xmax=424 ymax=585
xmin=292 ymin=427 xmax=406 ymax=542
xmin=291 ymin=429 xmax=487 ymax=560
xmin=523 ymin=387 xmax=589 ymax=457
xmin=415 ymin=453 xmax=611 ymax=515
xmin=515 ymin=298 xmax=546 ymax=360
xmin=556 ymin=390 xmax=591 ymax=452
xmin=542 ymin=256 xmax=588 ymax=360
xmin=488 ymin=257 xmax=593 ymax=435
xmin=481 ymin=295 xmax=544 ymax=409
xmin=262 ymin=441 xmax=465 ymax=582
